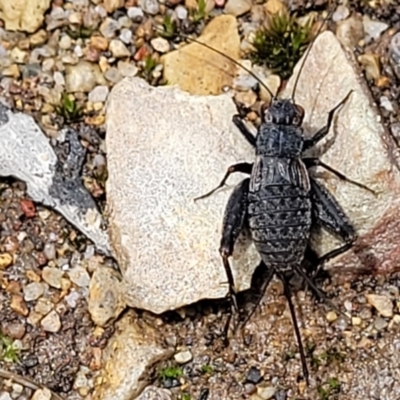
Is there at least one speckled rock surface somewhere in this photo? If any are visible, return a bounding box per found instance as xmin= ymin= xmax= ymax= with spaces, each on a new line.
xmin=0 ymin=0 xmax=51 ymax=33
xmin=93 ymin=312 xmax=174 ymax=400
xmin=161 ymin=15 xmax=240 ymax=95
xmin=106 ymin=77 xmax=260 ymax=314
xmin=284 ymin=31 xmax=400 ymax=275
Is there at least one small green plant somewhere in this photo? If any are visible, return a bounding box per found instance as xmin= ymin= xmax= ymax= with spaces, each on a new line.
xmin=159 ymin=366 xmax=183 ymax=380
xmin=320 ymin=348 xmax=346 ymax=365
xmin=190 ymin=0 xmax=208 ymax=23
xmin=140 ymin=54 xmax=159 ymax=83
xmin=0 ymin=332 xmax=19 ymax=363
xmin=160 ymin=14 xmax=177 ymax=39
xmin=200 ymin=364 xmax=214 ymax=374
xmin=282 ymin=348 xmax=296 ymax=361
xmin=317 ymin=377 xmax=341 ymax=400
xmin=181 ymin=393 xmax=191 ymax=400
xmin=250 ymin=9 xmax=313 ymax=79
xmin=56 ymin=93 xmax=83 ymax=122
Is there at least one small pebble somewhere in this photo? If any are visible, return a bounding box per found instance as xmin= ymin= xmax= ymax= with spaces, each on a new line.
xmin=225 ymin=0 xmax=251 ymax=16
xmin=59 ymin=35 xmax=72 ymax=50
xmin=119 ymin=28 xmax=133 ymax=44
xmin=374 ymin=316 xmax=388 ymax=331
xmin=363 ymin=16 xmax=388 ymax=43
xmin=100 ymin=18 xmax=119 ymax=39
xmin=391 ymin=122 xmax=400 ymax=146
xmin=43 ymin=242 xmax=56 ymax=260
xmin=40 ymin=310 xmax=61 ymax=333
xmin=11 ymin=384 xmax=23 ymax=396
xmin=3 ymin=322 xmax=26 ymax=339
xmin=0 ymin=253 xmax=13 ymax=269
xmin=138 ymin=0 xmax=160 ymax=15
xmin=358 ymin=53 xmax=381 ymax=82
xmin=89 ymin=85 xmax=110 ymax=102
xmin=393 ymin=315 xmax=400 ymax=324
xmin=257 ymin=386 xmax=276 ymax=400
xmin=176 ymin=5 xmax=188 ymax=19
xmin=104 ymin=67 xmax=123 ymax=83
xmin=42 ymin=267 xmax=64 ymax=289
xmin=68 ymin=266 xmax=91 ymax=287
xmin=332 ymin=5 xmax=349 ymax=22
xmin=246 ymin=366 xmax=262 ymax=384
xmin=174 ymin=349 xmax=193 ymax=364
xmin=326 ymin=311 xmax=338 ymax=322
xmin=366 ymin=294 xmax=393 ymax=317
xmin=23 ymin=282 xmax=45 ymax=302
xmin=352 ymin=317 xmax=362 ymax=326
xmin=0 ymin=393 xmax=12 ymax=400
xmin=91 ymin=36 xmax=109 ymax=51
xmin=127 ymin=7 xmax=144 ymax=21
xmin=10 ymin=295 xmax=28 ymax=316
xmin=35 ymin=298 xmax=53 ymax=315
xmin=150 ymin=37 xmax=170 ymax=53
xmin=109 ymin=39 xmax=131 ymax=58
xmin=118 ymin=61 xmax=138 ymax=77
xmin=65 ymin=291 xmax=81 ymax=308
xmin=31 ymin=388 xmax=52 ymax=400
xmin=380 ymin=96 xmax=394 ymax=113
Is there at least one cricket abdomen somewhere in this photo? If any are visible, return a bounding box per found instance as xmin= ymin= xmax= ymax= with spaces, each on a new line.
xmin=248 ymin=157 xmax=312 ymax=271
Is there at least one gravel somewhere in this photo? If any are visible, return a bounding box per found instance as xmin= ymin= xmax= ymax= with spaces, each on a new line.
xmin=1 ymin=0 xmax=400 ymax=399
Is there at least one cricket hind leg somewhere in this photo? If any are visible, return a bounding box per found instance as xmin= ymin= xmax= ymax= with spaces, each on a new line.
xmin=194 ymin=162 xmax=253 ymax=201
xmin=303 ymin=90 xmax=353 ymax=151
xmin=309 ymin=176 xmax=356 ymax=270
xmin=298 ymin=177 xmax=356 ymax=319
xmin=238 ymin=261 xmax=275 ymax=330
xmin=219 ymin=178 xmax=250 ymax=343
xmin=276 ymin=270 xmax=309 ymax=385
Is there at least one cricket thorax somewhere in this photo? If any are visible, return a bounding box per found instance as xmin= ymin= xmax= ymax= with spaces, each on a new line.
xmin=249 ymin=156 xmax=311 ymax=194
xmin=256 ymin=124 xmax=305 ymax=158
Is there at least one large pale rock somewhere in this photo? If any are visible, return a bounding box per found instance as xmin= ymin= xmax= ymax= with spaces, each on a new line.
xmin=93 ymin=312 xmax=174 ymax=400
xmin=0 ymin=105 xmax=111 ymax=256
xmin=284 ymin=31 xmax=400 ymax=275
xmin=161 ymin=15 xmax=240 ymax=95
xmin=106 ymin=77 xmax=260 ymax=314
xmin=0 ymin=0 xmax=50 ymax=33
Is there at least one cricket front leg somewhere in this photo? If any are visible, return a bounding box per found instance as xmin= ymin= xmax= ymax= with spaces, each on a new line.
xmin=219 ymin=178 xmax=250 ymax=342
xmin=194 ymin=162 xmax=253 ymax=201
xmin=309 ymin=177 xmax=356 ymax=276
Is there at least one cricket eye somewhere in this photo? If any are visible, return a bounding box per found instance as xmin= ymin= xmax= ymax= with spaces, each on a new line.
xmin=293 ymin=104 xmax=304 ymax=125
xmin=261 ymin=102 xmax=272 ymax=122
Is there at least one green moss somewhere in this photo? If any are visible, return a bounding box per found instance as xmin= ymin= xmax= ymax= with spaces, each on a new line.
xmin=317 ymin=377 xmax=341 ymax=399
xmin=0 ymin=332 xmax=19 ymax=363
xmin=181 ymin=393 xmax=191 ymax=400
xmin=159 ymin=366 xmax=183 ymax=380
xmin=140 ymin=54 xmax=160 ymax=84
xmin=190 ymin=0 xmax=208 ymax=23
xmin=56 ymin=93 xmax=83 ymax=122
xmin=250 ymin=9 xmax=313 ymax=79
xmin=159 ymin=15 xmax=177 ymax=39
xmin=200 ymin=364 xmax=214 ymax=374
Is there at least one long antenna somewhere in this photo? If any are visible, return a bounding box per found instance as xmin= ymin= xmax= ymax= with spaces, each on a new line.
xmin=153 ymin=26 xmax=275 ymax=99
xmin=291 ymin=7 xmax=335 ymax=100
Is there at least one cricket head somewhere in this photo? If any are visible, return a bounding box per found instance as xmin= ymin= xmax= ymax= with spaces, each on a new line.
xmin=262 ymin=98 xmax=304 ymax=126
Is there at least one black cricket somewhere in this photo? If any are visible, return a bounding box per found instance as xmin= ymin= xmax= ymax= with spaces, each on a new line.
xmin=189 ymin=18 xmax=374 ymax=383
